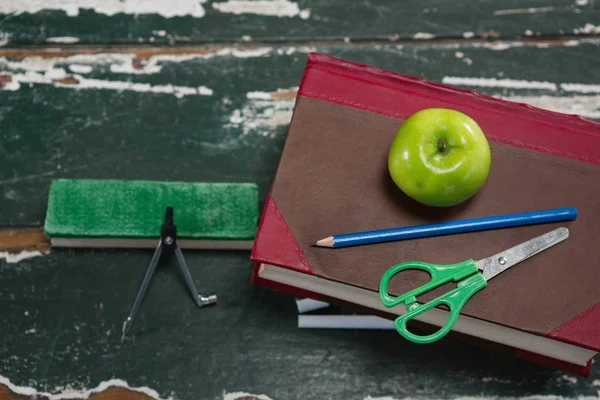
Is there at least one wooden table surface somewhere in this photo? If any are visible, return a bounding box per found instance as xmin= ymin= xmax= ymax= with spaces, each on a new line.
xmin=1 ymin=1 xmax=599 ymax=399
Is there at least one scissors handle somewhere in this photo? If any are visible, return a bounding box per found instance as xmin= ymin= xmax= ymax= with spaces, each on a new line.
xmin=393 ymin=273 xmax=487 ymax=343
xmin=378 ymin=259 xmax=487 ymax=344
xmin=379 ymin=259 xmax=480 ymax=308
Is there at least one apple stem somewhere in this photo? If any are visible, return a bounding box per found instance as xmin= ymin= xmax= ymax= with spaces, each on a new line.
xmin=438 ymin=139 xmax=447 ymax=154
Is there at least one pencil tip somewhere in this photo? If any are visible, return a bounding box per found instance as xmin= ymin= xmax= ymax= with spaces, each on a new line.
xmin=312 ymin=237 xmax=333 ymax=248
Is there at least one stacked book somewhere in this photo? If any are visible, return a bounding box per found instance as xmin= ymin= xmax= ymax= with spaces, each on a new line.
xmin=249 ymin=53 xmax=600 ymax=376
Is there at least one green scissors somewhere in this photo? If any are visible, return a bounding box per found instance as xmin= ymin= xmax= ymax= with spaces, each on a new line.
xmin=378 ymin=227 xmax=569 ymax=344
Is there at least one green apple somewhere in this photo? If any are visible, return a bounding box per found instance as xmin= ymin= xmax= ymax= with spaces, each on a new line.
xmin=388 ymin=108 xmax=491 ymax=207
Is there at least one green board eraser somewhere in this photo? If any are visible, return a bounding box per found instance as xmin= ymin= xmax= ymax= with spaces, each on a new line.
xmin=43 ymin=179 xmax=259 ymax=250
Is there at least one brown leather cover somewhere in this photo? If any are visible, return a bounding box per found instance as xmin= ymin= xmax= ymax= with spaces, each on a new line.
xmin=266 ymin=95 xmax=600 ymax=340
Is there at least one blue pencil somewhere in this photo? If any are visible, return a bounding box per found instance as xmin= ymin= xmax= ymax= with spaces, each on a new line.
xmin=312 ymin=207 xmax=577 ymax=248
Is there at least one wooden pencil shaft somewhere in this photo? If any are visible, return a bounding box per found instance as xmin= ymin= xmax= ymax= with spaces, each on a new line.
xmin=320 ymin=207 xmax=577 ymax=248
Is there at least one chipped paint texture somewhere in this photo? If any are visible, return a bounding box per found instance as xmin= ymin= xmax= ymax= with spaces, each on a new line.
xmin=4 ymin=71 xmax=212 ymax=97
xmin=62 ymin=76 xmax=212 ymax=96
xmin=0 ymin=250 xmax=48 ymax=264
xmin=0 ymin=47 xmax=315 ymax=96
xmin=46 ymin=36 xmax=80 ymax=44
xmin=1 ymin=47 xmax=274 ymax=76
xmin=431 ymin=38 xmax=600 ymax=51
xmin=574 ymin=23 xmax=600 ymax=34
xmin=562 ymin=83 xmax=600 ymax=93
xmin=441 ymin=75 xmax=600 ymax=119
xmin=0 ymin=32 xmax=10 ymax=47
xmin=68 ymin=64 xmax=93 ymax=74
xmin=276 ymin=46 xmax=316 ymax=56
xmin=0 ymin=47 xmax=306 ymax=96
xmin=493 ymin=6 xmax=556 ymax=15
xmin=223 ymin=392 xmax=275 ymax=400
xmin=489 ymin=41 xmax=525 ymax=50
xmin=483 ymin=42 xmax=524 ymax=51
xmin=212 ymin=0 xmax=310 ymax=19
xmin=0 ymin=375 xmax=170 ymax=400
xmin=497 ymin=95 xmax=600 ymax=119
xmin=442 ymin=76 xmax=557 ymax=90
xmin=0 ymin=0 xmax=207 ymax=18
xmin=225 ymin=87 xmax=297 ymax=137
xmin=559 ymin=375 xmax=578 ymax=384
xmin=107 ymin=48 xmax=273 ymax=74
xmin=364 ymin=397 xmax=398 ymax=400
xmin=413 ymin=32 xmax=435 ymax=39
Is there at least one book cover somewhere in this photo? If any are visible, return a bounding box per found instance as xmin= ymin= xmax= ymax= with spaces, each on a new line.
xmin=250 ymin=53 xmax=600 ymax=376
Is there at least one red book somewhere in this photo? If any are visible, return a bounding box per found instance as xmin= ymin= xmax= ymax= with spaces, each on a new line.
xmin=250 ymin=53 xmax=600 ymax=376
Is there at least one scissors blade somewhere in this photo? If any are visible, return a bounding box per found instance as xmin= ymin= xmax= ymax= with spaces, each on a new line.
xmin=476 ymin=227 xmax=569 ymax=281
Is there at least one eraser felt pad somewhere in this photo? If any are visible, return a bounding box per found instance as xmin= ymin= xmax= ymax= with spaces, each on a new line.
xmin=44 ymin=179 xmax=258 ymax=240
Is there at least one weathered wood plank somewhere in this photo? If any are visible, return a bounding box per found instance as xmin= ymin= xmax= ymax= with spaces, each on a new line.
xmin=1 ymin=41 xmax=600 ymax=400
xmin=0 ymin=0 xmax=598 ymax=45
xmin=0 ymin=227 xmax=49 ymax=252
